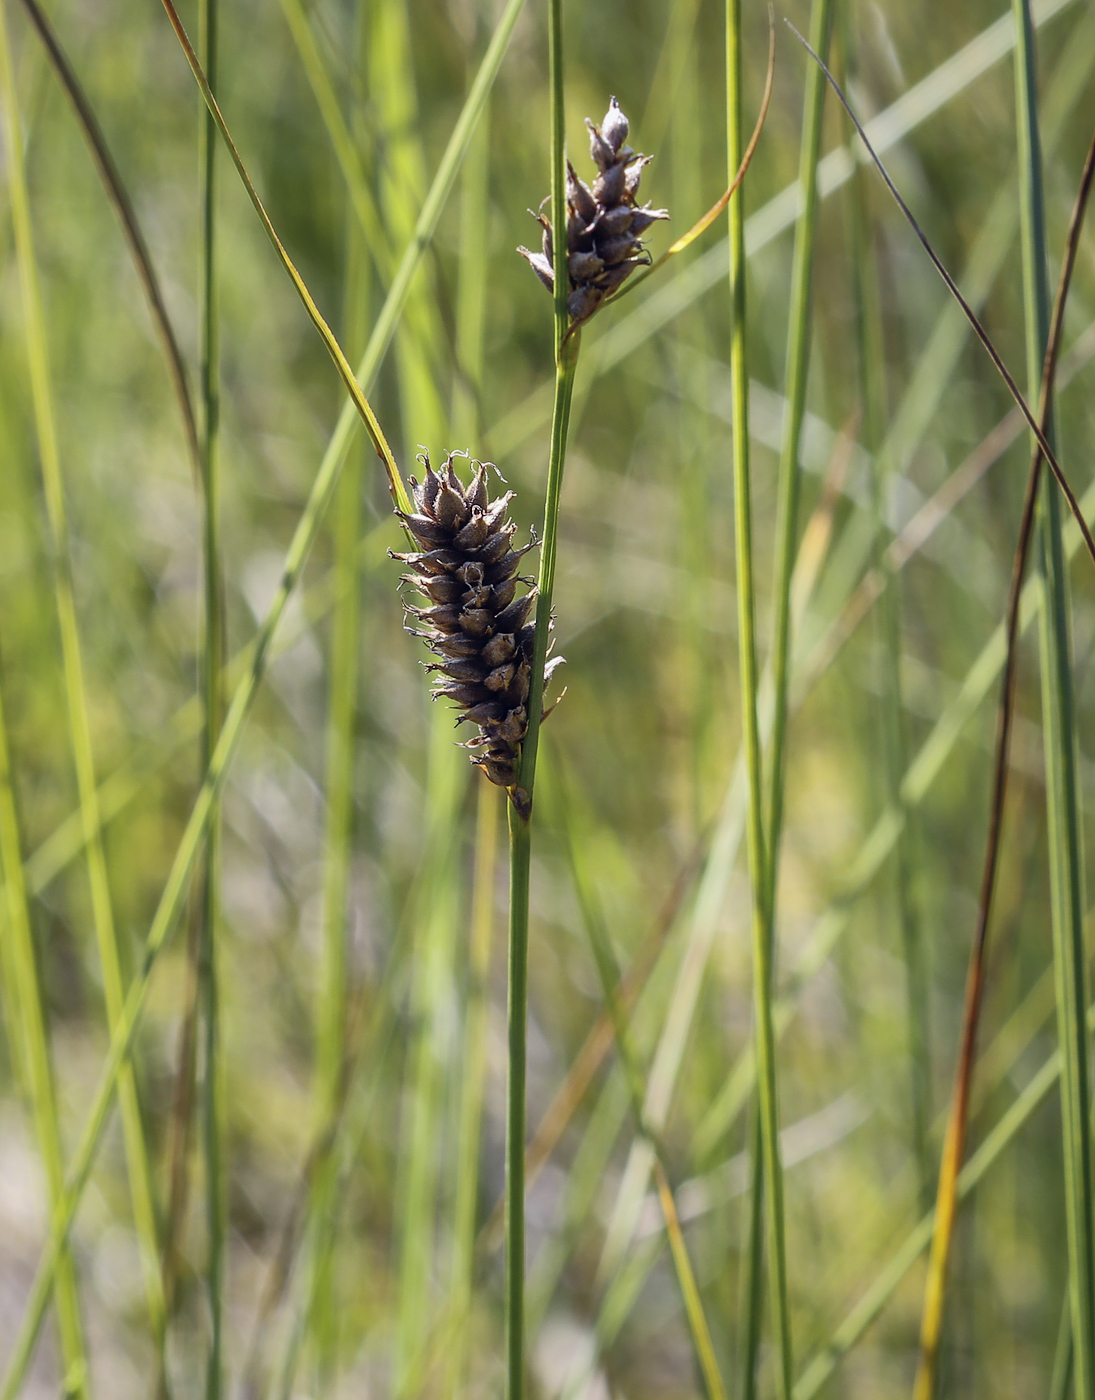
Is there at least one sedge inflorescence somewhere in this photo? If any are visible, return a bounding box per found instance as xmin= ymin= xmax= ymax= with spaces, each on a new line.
xmin=519 ymin=96 xmax=668 ymax=327
xmin=392 ymin=452 xmax=561 ymax=809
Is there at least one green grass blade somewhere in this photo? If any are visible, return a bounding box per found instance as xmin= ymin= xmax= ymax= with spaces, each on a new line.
xmin=1013 ymin=3 xmax=1095 ymax=1395
xmin=745 ymin=0 xmax=831 ymax=1386
xmin=505 ymin=8 xmax=574 ymax=1388
xmin=585 ymin=305 xmax=1095 ymax=1361
xmin=692 ymin=442 xmax=1095 ymax=1168
xmin=197 ymin=0 xmax=227 ymax=1390
xmin=766 ymin=0 xmax=831 ymax=919
xmin=726 ymin=1 xmax=792 ymax=1392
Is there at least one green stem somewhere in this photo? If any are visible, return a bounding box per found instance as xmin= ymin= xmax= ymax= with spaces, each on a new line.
xmin=506 ymin=6 xmax=572 ymax=1381
xmin=505 ymin=802 xmax=532 ymax=1400
xmin=198 ymin=0 xmax=226 ymax=1390
xmin=516 ymin=339 xmax=579 ymax=809
xmin=1013 ymin=3 xmax=1095 ymax=1395
xmin=1051 ymin=1292 xmax=1074 ymax=1400
xmin=726 ymin=0 xmax=793 ymax=1393
xmin=745 ymin=0 xmax=829 ymax=1383
xmin=506 ymin=338 xmax=578 ymax=1400
xmin=765 ymin=0 xmax=831 ymax=906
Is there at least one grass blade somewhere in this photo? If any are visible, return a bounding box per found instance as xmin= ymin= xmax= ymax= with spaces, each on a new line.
xmin=196 ymin=0 xmax=227 ymax=1391
xmin=727 ymin=1 xmax=792 ymax=1392
xmin=742 ymin=1 xmax=830 ymax=1389
xmin=1011 ymin=4 xmax=1095 ymax=1393
xmin=505 ymin=0 xmax=576 ymax=1384
xmin=913 ymin=116 xmax=1095 ymax=1400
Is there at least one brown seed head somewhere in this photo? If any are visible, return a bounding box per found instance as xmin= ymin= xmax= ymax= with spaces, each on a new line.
xmin=518 ymin=97 xmax=668 ymax=328
xmin=392 ymin=451 xmax=562 ymax=799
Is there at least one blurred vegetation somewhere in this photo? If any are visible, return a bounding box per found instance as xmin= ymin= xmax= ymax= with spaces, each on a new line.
xmin=1 ymin=0 xmax=1095 ymax=1394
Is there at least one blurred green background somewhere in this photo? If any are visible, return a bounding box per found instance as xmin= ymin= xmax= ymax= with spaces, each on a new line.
xmin=1 ymin=0 xmax=1095 ymax=1393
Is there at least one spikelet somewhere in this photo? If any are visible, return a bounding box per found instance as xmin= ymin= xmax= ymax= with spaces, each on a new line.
xmin=391 ymin=451 xmax=562 ymax=813
xmin=518 ymin=97 xmax=668 ymax=327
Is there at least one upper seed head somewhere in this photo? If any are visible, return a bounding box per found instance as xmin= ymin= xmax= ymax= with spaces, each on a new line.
xmin=518 ymin=97 xmax=668 ymax=328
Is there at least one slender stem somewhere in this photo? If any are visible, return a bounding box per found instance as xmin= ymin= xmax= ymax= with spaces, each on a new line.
xmin=766 ymin=0 xmax=831 ymax=878
xmin=516 ymin=339 xmax=579 ymax=808
xmin=505 ymin=801 xmax=532 ymax=1400
xmin=506 ymin=6 xmax=571 ymax=1384
xmin=913 ymin=117 xmax=1095 ymax=1400
xmin=739 ymin=1108 xmax=765 ymax=1400
xmin=506 ymin=330 xmax=578 ymax=1400
xmin=197 ymin=0 xmax=226 ymax=1389
xmin=1012 ymin=5 xmax=1095 ymax=1396
xmin=726 ymin=0 xmax=793 ymax=1394
xmin=1051 ymin=1292 xmax=1074 ymax=1400
xmin=744 ymin=0 xmax=829 ymax=1386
